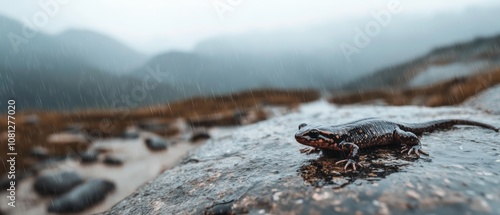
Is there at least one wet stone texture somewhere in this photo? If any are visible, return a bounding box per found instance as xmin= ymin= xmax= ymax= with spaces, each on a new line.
xmin=106 ymin=101 xmax=500 ymax=215
xmin=464 ymin=84 xmax=500 ymax=115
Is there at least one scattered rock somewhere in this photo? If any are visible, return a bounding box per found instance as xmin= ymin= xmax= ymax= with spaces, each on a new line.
xmin=0 ymin=171 xmax=31 ymax=190
xmin=120 ymin=129 xmax=140 ymax=139
xmin=48 ymin=179 xmax=116 ymax=213
xmin=30 ymin=146 xmax=50 ymax=159
xmin=190 ymin=131 xmax=211 ymax=142
xmin=103 ymin=155 xmax=124 ymax=166
xmin=33 ymin=171 xmax=84 ymax=195
xmin=144 ymin=137 xmax=168 ymax=151
xmin=79 ymin=151 xmax=99 ymax=164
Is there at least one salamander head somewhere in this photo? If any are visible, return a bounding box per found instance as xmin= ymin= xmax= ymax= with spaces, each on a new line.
xmin=295 ymin=123 xmax=344 ymax=150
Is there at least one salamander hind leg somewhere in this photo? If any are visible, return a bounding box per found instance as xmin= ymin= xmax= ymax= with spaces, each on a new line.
xmin=394 ymin=128 xmax=429 ymax=157
xmin=335 ymin=141 xmax=363 ymax=171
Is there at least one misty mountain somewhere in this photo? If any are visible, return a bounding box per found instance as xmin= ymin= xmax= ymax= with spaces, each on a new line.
xmin=3 ymin=4 xmax=500 ymax=110
xmin=0 ymin=15 xmax=147 ymax=74
xmin=343 ymin=35 xmax=500 ymax=91
xmin=54 ymin=30 xmax=148 ymax=74
xmin=130 ymin=51 xmax=336 ymax=97
xmin=0 ymin=16 xmax=175 ymax=110
xmin=133 ymin=5 xmax=500 ymax=97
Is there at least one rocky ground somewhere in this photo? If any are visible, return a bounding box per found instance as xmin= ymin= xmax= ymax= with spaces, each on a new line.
xmin=106 ymin=95 xmax=499 ymax=214
xmin=0 ymin=132 xmax=201 ymax=215
xmin=1 ymin=87 xmax=499 ymax=214
xmin=0 ymin=90 xmax=308 ymax=215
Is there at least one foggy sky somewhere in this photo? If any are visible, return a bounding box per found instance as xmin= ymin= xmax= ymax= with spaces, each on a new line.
xmin=1 ymin=0 xmax=499 ymax=54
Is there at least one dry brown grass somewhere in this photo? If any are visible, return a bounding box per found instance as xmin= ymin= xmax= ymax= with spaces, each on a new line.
xmin=0 ymin=89 xmax=319 ymax=175
xmin=330 ymin=67 xmax=500 ymax=107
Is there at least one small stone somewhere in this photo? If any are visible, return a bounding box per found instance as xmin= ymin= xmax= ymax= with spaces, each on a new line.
xmin=121 ymin=129 xmax=139 ymax=139
xmin=104 ymin=155 xmax=124 ymax=166
xmin=79 ymin=151 xmax=99 ymax=164
xmin=190 ymin=131 xmax=211 ymax=142
xmin=48 ymin=179 xmax=115 ymax=213
xmin=34 ymin=171 xmax=84 ymax=195
xmin=145 ymin=137 xmax=169 ymax=151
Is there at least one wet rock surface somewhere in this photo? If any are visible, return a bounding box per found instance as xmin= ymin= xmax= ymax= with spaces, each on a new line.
xmin=33 ymin=171 xmax=84 ymax=196
xmin=464 ymin=84 xmax=500 ymax=114
xmin=107 ymin=101 xmax=500 ymax=214
xmin=48 ymin=179 xmax=115 ymax=213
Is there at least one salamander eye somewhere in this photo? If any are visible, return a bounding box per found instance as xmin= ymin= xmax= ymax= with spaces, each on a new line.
xmin=308 ymin=129 xmax=319 ymax=138
xmin=298 ymin=123 xmax=307 ymax=130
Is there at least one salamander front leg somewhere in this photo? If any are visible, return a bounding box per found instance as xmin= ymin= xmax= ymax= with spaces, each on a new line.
xmin=335 ymin=141 xmax=362 ymax=171
xmin=299 ymin=147 xmax=321 ymax=154
xmin=394 ymin=128 xmax=429 ymax=157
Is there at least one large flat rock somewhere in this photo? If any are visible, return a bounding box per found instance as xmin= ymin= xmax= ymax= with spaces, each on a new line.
xmin=106 ymin=101 xmax=500 ymax=215
xmin=464 ymin=84 xmax=500 ymax=114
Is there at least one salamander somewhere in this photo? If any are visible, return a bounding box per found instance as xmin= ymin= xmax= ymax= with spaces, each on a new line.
xmin=294 ymin=118 xmax=499 ymax=170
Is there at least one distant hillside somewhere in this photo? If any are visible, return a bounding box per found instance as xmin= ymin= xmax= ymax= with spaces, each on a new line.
xmin=0 ymin=16 xmax=147 ymax=74
xmin=342 ymin=35 xmax=500 ymax=91
xmin=0 ymin=16 xmax=174 ymax=110
xmin=55 ymin=30 xmax=148 ymax=74
xmin=0 ymin=64 xmax=179 ymax=110
xmin=130 ymin=51 xmax=336 ymax=97
xmin=133 ymin=5 xmax=500 ymax=99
